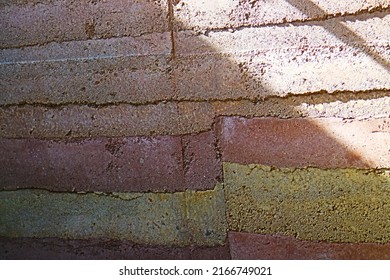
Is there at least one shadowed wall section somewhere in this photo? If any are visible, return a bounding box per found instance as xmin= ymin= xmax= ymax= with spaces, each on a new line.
xmin=1 ymin=0 xmax=390 ymax=259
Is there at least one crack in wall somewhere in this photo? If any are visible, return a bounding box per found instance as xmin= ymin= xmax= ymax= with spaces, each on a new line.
xmin=1 ymin=88 xmax=389 ymax=108
xmin=0 ymin=30 xmax=173 ymax=51
xmin=167 ymin=0 xmax=176 ymax=60
xmin=182 ymin=6 xmax=390 ymax=34
xmin=2 ymin=4 xmax=389 ymax=50
xmin=285 ymin=0 xmax=390 ymax=72
xmin=1 ymin=1 xmax=390 ymax=255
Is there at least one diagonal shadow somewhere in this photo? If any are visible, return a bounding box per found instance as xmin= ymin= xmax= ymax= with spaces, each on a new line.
xmin=169 ymin=0 xmax=390 ymax=250
xmin=169 ymin=0 xmax=390 ymax=168
xmin=1 ymin=0 xmax=390 ymax=260
xmin=1 ymin=0 xmax=389 ymax=189
xmin=286 ymin=0 xmax=390 ymax=71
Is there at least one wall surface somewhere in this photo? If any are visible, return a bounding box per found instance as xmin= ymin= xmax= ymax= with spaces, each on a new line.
xmin=1 ymin=0 xmax=390 ymax=259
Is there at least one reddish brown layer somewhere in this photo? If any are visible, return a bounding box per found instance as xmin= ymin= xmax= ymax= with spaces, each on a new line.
xmin=0 ymin=237 xmax=230 ymax=260
xmin=217 ymin=116 xmax=390 ymax=168
xmin=229 ymin=232 xmax=390 ymax=260
xmin=0 ymin=132 xmax=221 ymax=192
xmin=182 ymin=131 xmax=222 ymax=190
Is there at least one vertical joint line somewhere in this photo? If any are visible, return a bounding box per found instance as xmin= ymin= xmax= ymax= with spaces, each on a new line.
xmin=180 ymin=135 xmax=188 ymax=176
xmin=212 ymin=117 xmax=225 ymax=184
xmin=167 ymin=0 xmax=176 ymax=60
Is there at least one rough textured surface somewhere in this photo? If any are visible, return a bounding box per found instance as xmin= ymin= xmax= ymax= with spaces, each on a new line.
xmin=224 ymin=163 xmax=390 ymax=243
xmin=0 ymin=0 xmax=169 ymax=48
xmin=218 ymin=117 xmax=390 ymax=168
xmin=175 ymin=11 xmax=390 ymax=55
xmin=0 ymin=237 xmax=230 ymax=260
xmin=0 ymin=39 xmax=173 ymax=106
xmin=3 ymin=97 xmax=388 ymax=139
xmin=1 ymin=0 xmax=390 ymax=260
xmin=0 ymin=102 xmax=214 ymax=138
xmin=0 ymin=186 xmax=227 ymax=246
xmin=0 ymin=137 xmax=185 ymax=192
xmin=229 ymin=232 xmax=390 ymax=260
xmin=174 ymin=12 xmax=390 ymax=99
xmin=3 ymin=11 xmax=390 ymax=105
xmin=173 ymin=0 xmax=390 ymax=30
xmin=182 ymin=132 xmax=222 ymax=190
xmin=298 ymin=96 xmax=390 ymax=118
xmin=0 ymin=132 xmax=220 ymax=191
xmin=212 ymin=93 xmax=390 ymax=119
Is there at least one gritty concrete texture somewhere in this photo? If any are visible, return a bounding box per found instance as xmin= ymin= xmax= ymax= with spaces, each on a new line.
xmin=173 ymin=0 xmax=390 ymax=31
xmin=173 ymin=49 xmax=389 ymax=102
xmin=0 ymin=132 xmax=220 ymax=191
xmin=182 ymin=132 xmax=222 ymax=190
xmin=224 ymin=163 xmax=390 ymax=243
xmin=1 ymin=33 xmax=171 ymax=63
xmin=3 ymin=11 xmax=390 ymax=105
xmin=174 ymin=13 xmax=390 ymax=98
xmin=1 ymin=0 xmax=390 ymax=260
xmin=229 ymin=232 xmax=390 ymax=260
xmin=175 ymin=10 xmax=390 ymax=55
xmin=0 ymin=0 xmax=169 ymax=48
xmin=0 ymin=136 xmax=185 ymax=192
xmin=298 ymin=95 xmax=390 ymax=119
xmin=0 ymin=44 xmax=173 ymax=106
xmin=212 ymin=92 xmax=390 ymax=119
xmin=0 ymin=186 xmax=227 ymax=246
xmin=0 ymin=237 xmax=231 ymax=260
xmin=173 ymin=54 xmax=254 ymax=101
xmin=0 ymin=102 xmax=214 ymax=138
xmin=217 ymin=116 xmax=390 ymax=168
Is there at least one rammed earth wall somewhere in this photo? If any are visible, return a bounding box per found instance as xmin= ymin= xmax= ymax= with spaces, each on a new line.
xmin=1 ymin=0 xmax=390 ymax=259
